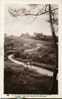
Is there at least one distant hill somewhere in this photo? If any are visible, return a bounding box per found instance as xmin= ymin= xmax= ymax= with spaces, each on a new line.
xmin=20 ymin=33 xmax=31 ymax=39
xmin=33 ymin=33 xmax=58 ymax=42
xmin=4 ymin=32 xmax=58 ymax=50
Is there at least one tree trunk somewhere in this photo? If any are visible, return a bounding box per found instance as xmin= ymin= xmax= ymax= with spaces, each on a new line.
xmin=48 ymin=4 xmax=58 ymax=93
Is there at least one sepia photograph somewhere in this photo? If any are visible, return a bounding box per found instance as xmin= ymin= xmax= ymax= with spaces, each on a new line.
xmin=4 ymin=4 xmax=58 ymax=94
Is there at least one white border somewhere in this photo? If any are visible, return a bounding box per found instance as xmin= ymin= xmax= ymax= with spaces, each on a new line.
xmin=0 ymin=0 xmax=62 ymax=98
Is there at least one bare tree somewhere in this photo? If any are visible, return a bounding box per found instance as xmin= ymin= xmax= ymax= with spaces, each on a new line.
xmin=48 ymin=4 xmax=58 ymax=93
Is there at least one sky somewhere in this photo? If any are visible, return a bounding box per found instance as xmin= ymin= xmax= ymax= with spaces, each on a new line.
xmin=5 ymin=4 xmax=58 ymax=36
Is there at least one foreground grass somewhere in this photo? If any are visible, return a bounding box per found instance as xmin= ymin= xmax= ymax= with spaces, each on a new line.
xmin=4 ymin=60 xmax=57 ymax=94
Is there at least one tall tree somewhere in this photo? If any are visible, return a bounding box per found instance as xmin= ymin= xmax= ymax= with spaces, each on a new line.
xmin=48 ymin=4 xmax=58 ymax=93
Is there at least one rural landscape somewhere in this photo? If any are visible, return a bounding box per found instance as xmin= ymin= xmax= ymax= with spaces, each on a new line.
xmin=4 ymin=4 xmax=58 ymax=94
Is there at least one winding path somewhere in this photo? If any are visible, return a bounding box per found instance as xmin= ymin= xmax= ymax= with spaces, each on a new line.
xmin=8 ymin=54 xmax=53 ymax=77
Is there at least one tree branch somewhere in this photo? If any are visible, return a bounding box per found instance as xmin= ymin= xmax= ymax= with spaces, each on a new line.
xmin=21 ymin=8 xmax=58 ymax=16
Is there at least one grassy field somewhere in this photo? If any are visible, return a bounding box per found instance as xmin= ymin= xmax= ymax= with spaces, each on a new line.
xmin=4 ymin=34 xmax=58 ymax=94
xmin=4 ymin=60 xmax=54 ymax=94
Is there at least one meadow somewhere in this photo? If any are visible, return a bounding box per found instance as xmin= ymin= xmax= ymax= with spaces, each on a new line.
xmin=4 ymin=33 xmax=58 ymax=94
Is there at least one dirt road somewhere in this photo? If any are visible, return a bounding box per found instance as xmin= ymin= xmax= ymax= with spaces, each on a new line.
xmin=8 ymin=54 xmax=53 ymax=77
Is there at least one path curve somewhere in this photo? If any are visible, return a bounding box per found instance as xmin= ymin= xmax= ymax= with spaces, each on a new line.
xmin=8 ymin=54 xmax=53 ymax=77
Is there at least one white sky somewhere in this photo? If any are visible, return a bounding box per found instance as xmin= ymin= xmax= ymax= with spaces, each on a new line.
xmin=5 ymin=4 xmax=57 ymax=36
